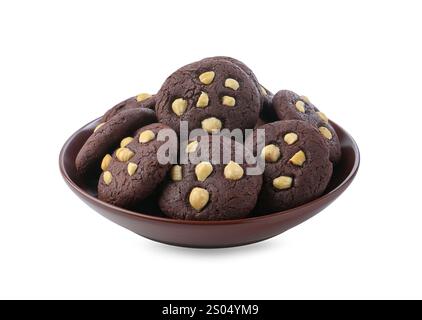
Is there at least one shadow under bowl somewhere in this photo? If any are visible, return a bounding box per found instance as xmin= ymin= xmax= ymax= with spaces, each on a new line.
xmin=59 ymin=119 xmax=360 ymax=248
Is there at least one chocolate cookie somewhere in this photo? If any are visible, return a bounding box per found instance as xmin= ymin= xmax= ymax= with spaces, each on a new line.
xmin=155 ymin=58 xmax=261 ymax=134
xmin=159 ymin=135 xmax=262 ymax=220
xmin=245 ymin=120 xmax=333 ymax=213
xmin=75 ymin=108 xmax=157 ymax=175
xmin=101 ymin=93 xmax=156 ymax=122
xmin=98 ymin=123 xmax=174 ymax=208
xmin=201 ymin=56 xmax=271 ymax=109
xmin=272 ymin=90 xmax=341 ymax=163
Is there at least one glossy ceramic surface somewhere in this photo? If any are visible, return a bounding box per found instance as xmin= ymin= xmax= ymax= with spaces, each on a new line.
xmin=60 ymin=119 xmax=359 ymax=248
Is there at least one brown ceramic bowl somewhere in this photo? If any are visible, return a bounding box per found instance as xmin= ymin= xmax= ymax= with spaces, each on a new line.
xmin=60 ymin=118 xmax=359 ymax=248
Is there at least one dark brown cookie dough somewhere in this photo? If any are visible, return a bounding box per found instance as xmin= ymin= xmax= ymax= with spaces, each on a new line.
xmin=98 ymin=123 xmax=175 ymax=208
xmin=155 ymin=58 xmax=261 ymax=134
xmin=75 ymin=108 xmax=157 ymax=175
xmin=101 ymin=94 xmax=156 ymax=122
xmin=254 ymin=117 xmax=269 ymax=129
xmin=159 ymin=135 xmax=262 ymax=221
xmin=201 ymin=56 xmax=271 ymax=109
xmin=272 ymin=90 xmax=341 ymax=163
xmin=245 ymin=120 xmax=333 ymax=214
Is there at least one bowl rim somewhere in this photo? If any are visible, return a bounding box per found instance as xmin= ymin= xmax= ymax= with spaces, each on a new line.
xmin=59 ymin=118 xmax=360 ymax=226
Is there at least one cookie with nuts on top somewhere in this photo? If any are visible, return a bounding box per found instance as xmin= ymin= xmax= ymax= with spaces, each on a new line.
xmin=75 ymin=108 xmax=157 ymax=175
xmin=272 ymin=90 xmax=341 ymax=163
xmin=158 ymin=135 xmax=262 ymax=221
xmin=155 ymin=58 xmax=261 ymax=134
xmin=200 ymin=56 xmax=277 ymax=128
xmin=245 ymin=120 xmax=333 ymax=214
xmin=199 ymin=56 xmax=272 ymax=110
xmin=101 ymin=93 xmax=156 ymax=122
xmin=98 ymin=123 xmax=175 ymax=208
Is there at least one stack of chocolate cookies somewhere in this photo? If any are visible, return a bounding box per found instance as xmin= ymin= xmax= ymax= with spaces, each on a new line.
xmin=75 ymin=57 xmax=341 ymax=220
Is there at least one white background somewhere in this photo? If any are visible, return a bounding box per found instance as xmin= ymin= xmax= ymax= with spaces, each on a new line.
xmin=1 ymin=0 xmax=421 ymax=300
